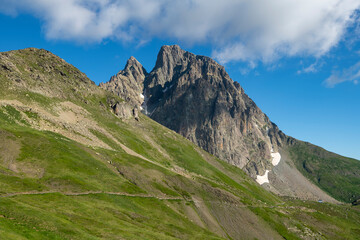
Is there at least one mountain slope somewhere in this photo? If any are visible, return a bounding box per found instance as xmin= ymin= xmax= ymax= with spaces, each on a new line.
xmin=0 ymin=48 xmax=359 ymax=239
xmin=288 ymin=141 xmax=360 ymax=203
xmin=103 ymin=45 xmax=360 ymax=204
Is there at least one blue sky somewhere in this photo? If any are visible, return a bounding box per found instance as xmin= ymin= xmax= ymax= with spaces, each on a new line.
xmin=0 ymin=0 xmax=359 ymax=160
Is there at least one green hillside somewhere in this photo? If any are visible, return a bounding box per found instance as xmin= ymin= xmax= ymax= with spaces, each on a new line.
xmin=288 ymin=142 xmax=360 ymax=203
xmin=0 ymin=48 xmax=359 ymax=239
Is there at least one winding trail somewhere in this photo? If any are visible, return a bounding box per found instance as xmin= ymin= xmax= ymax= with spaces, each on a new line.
xmin=0 ymin=191 xmax=295 ymax=209
xmin=0 ymin=190 xmax=184 ymax=200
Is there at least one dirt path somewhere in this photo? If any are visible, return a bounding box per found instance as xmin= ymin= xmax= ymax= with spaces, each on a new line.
xmin=0 ymin=190 xmax=332 ymax=215
xmin=0 ymin=190 xmax=183 ymax=200
xmin=0 ymin=191 xmax=286 ymax=208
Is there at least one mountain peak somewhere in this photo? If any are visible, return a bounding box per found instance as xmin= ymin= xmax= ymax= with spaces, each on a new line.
xmin=100 ymin=56 xmax=147 ymax=108
xmin=143 ymin=45 xmax=287 ymax=181
xmin=154 ymin=45 xmax=187 ymax=70
xmin=125 ymin=56 xmax=143 ymax=71
xmin=122 ymin=56 xmax=147 ymax=82
xmin=160 ymin=44 xmax=183 ymax=52
xmin=0 ymin=47 xmax=97 ymax=99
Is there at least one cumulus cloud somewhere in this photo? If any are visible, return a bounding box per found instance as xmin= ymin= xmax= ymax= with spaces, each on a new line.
xmin=0 ymin=0 xmax=164 ymax=42
xmin=1 ymin=0 xmax=360 ymax=63
xmin=324 ymin=62 xmax=360 ymax=87
xmin=212 ymin=1 xmax=360 ymax=63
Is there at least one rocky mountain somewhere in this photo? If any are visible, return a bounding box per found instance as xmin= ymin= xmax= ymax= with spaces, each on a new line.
xmin=143 ymin=45 xmax=286 ymax=176
xmin=100 ymin=56 xmax=147 ymax=108
xmin=1 ymin=47 xmax=360 ymax=239
xmin=104 ymin=45 xmax=360 ymax=204
xmin=104 ymin=45 xmax=286 ymax=176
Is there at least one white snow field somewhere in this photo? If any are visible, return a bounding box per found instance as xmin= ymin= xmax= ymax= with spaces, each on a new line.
xmin=256 ymin=170 xmax=270 ymax=185
xmin=271 ymin=152 xmax=281 ymax=166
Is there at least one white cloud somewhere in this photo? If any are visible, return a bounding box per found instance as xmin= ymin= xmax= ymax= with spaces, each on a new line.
xmin=297 ymin=61 xmax=324 ymax=74
xmin=212 ymin=0 xmax=360 ymax=63
xmin=301 ymin=63 xmax=318 ymax=74
xmin=0 ymin=0 xmax=164 ymax=42
xmin=1 ymin=0 xmax=360 ymax=62
xmin=324 ymin=62 xmax=360 ymax=87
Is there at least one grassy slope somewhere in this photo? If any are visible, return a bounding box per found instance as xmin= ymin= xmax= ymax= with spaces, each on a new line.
xmin=0 ymin=48 xmax=359 ymax=239
xmin=288 ymin=142 xmax=360 ymax=203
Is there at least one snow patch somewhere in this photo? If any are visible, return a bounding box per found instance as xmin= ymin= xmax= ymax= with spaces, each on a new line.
xmin=271 ymin=152 xmax=281 ymax=166
xmin=270 ymin=146 xmax=281 ymax=166
xmin=256 ymin=170 xmax=270 ymax=185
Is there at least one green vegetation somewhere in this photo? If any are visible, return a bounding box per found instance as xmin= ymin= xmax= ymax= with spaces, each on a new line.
xmin=289 ymin=142 xmax=360 ymax=203
xmin=0 ymin=48 xmax=359 ymax=239
xmin=0 ymin=194 xmax=223 ymax=240
xmin=0 ymin=105 xmax=29 ymax=126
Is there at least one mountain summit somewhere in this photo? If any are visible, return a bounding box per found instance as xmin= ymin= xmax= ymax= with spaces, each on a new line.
xmin=144 ymin=45 xmax=285 ymax=175
xmin=100 ymin=56 xmax=147 ymax=108
xmin=103 ymin=45 xmax=360 ymax=203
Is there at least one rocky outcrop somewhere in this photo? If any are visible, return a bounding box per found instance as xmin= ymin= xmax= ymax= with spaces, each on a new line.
xmin=112 ymin=102 xmax=133 ymax=119
xmin=105 ymin=96 xmax=138 ymax=120
xmin=100 ymin=56 xmax=147 ymax=109
xmin=142 ymin=45 xmax=286 ymax=177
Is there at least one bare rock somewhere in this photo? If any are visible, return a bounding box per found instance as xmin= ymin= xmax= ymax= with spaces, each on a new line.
xmin=100 ymin=56 xmax=147 ymax=108
xmin=112 ymin=102 xmax=132 ymax=119
xmin=143 ymin=45 xmax=286 ymax=176
xmin=101 ymin=45 xmax=288 ymax=177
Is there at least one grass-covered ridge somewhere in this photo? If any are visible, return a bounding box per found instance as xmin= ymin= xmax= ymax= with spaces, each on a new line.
xmin=0 ymin=48 xmax=359 ymax=239
xmin=288 ymin=141 xmax=360 ymax=203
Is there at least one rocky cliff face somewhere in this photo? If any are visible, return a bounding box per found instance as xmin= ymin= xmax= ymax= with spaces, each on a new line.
xmin=143 ymin=45 xmax=287 ymax=177
xmin=105 ymin=45 xmax=286 ymax=177
xmin=100 ymin=56 xmax=147 ymax=108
